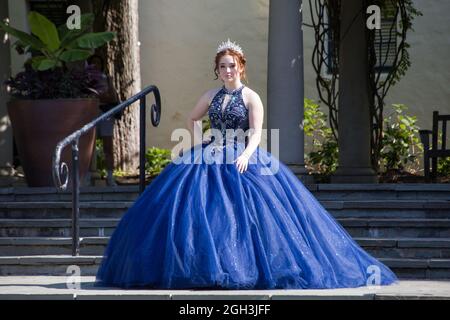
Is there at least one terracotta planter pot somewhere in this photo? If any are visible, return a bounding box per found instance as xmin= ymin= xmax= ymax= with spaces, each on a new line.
xmin=7 ymin=99 xmax=99 ymax=187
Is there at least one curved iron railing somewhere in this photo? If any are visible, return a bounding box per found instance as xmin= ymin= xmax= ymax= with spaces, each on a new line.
xmin=52 ymin=85 xmax=161 ymax=256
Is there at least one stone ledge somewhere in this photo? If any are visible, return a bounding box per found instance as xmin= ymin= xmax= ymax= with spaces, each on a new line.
xmin=315 ymin=184 xmax=450 ymax=191
xmin=1 ymin=184 xmax=449 ymax=196
xmin=0 ymin=256 xmax=448 ymax=270
xmin=428 ymin=260 xmax=450 ymax=268
xmin=2 ymin=236 xmax=449 ymax=249
xmin=0 ymin=255 xmax=103 ymax=265
xmin=0 ymin=237 xmax=109 ymax=246
xmin=4 ymin=218 xmax=447 ymax=228
xmin=3 ymin=200 xmax=448 ymax=211
xmin=3 ymin=199 xmax=449 ymax=206
xmin=0 ymin=186 xmax=139 ymax=195
xmin=0 ymin=278 xmax=449 ymax=300
xmin=354 ymin=238 xmax=397 ymax=247
xmin=0 ymin=202 xmax=133 ymax=209
xmin=339 ymin=218 xmax=450 ymax=227
xmin=397 ymin=239 xmax=450 ymax=248
xmin=0 ymin=219 xmax=120 ymax=227
xmin=381 ymin=258 xmax=429 ymax=268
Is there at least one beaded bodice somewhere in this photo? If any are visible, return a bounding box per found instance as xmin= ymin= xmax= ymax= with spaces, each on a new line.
xmin=207 ymin=85 xmax=249 ymax=136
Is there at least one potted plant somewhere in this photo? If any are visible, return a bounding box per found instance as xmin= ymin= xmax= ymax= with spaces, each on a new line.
xmin=0 ymin=11 xmax=115 ymax=187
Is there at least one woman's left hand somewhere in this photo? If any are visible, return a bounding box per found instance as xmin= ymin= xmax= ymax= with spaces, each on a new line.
xmin=234 ymin=154 xmax=249 ymax=173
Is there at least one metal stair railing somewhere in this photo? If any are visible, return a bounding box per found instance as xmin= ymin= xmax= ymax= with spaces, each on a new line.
xmin=52 ymin=85 xmax=161 ymax=256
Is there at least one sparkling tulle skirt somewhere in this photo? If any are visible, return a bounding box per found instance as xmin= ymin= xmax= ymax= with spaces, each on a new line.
xmin=95 ymin=141 xmax=398 ymax=289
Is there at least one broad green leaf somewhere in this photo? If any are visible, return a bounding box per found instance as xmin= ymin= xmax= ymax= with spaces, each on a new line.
xmin=0 ymin=20 xmax=45 ymax=51
xmin=400 ymin=118 xmax=411 ymax=126
xmin=30 ymin=56 xmax=46 ymax=70
xmin=36 ymin=58 xmax=58 ymax=71
xmin=60 ymin=49 xmax=93 ymax=62
xmin=59 ymin=13 xmax=95 ymax=47
xmin=29 ymin=11 xmax=60 ymax=52
xmin=76 ymin=32 xmax=115 ymax=49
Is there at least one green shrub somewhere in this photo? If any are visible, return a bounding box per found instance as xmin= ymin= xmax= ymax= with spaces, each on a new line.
xmin=438 ymin=157 xmax=450 ymax=176
xmin=95 ymin=142 xmax=171 ymax=178
xmin=380 ymin=104 xmax=423 ymax=173
xmin=303 ymin=99 xmax=338 ymax=178
xmin=202 ymin=117 xmax=211 ymax=134
xmin=95 ymin=139 xmax=107 ymax=178
xmin=145 ymin=146 xmax=172 ymax=177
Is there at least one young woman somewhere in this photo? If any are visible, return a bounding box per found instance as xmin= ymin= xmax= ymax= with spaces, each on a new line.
xmin=95 ymin=39 xmax=398 ymax=289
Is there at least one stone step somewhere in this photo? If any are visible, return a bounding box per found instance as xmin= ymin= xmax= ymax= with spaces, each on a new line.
xmin=0 ymin=219 xmax=119 ymax=237
xmin=311 ymin=184 xmax=450 ymax=201
xmin=1 ymin=218 xmax=450 ymax=238
xmin=356 ymin=237 xmax=450 ymax=259
xmin=0 ymin=186 xmax=140 ymax=202
xmin=0 ymin=255 xmax=449 ymax=279
xmin=1 ymin=200 xmax=449 ymax=219
xmin=325 ymin=200 xmax=450 ymax=219
xmin=0 ymin=202 xmax=133 ymax=219
xmin=0 ymin=237 xmax=108 ymax=256
xmin=1 ymin=184 xmax=449 ymax=202
xmin=0 ymin=255 xmax=101 ymax=276
xmin=1 ymin=278 xmax=450 ymax=300
xmin=384 ymin=258 xmax=450 ymax=280
xmin=1 ymin=236 xmax=450 ymax=259
xmin=340 ymin=218 xmax=450 ymax=238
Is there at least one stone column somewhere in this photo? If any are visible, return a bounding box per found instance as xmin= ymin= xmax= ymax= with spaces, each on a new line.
xmin=0 ymin=0 xmax=13 ymax=186
xmin=267 ymin=0 xmax=311 ymax=182
xmin=331 ymin=0 xmax=377 ymax=183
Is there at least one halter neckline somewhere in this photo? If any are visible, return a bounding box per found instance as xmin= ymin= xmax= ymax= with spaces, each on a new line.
xmin=222 ymin=84 xmax=245 ymax=95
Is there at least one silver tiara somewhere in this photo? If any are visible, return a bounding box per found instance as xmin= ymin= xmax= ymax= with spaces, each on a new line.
xmin=217 ymin=38 xmax=243 ymax=55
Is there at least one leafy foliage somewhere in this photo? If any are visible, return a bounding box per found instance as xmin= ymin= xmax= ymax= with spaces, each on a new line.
xmin=304 ymin=99 xmax=339 ymax=179
xmin=304 ymin=101 xmax=427 ymax=179
xmin=0 ymin=11 xmax=114 ymax=99
xmin=5 ymin=63 xmax=107 ymax=99
xmin=145 ymin=147 xmax=172 ymax=177
xmin=438 ymin=157 xmax=450 ymax=176
xmin=95 ymin=138 xmax=107 ymax=178
xmin=307 ymin=0 xmax=423 ymax=170
xmin=380 ymin=104 xmax=423 ymax=172
xmin=0 ymin=12 xmax=114 ymax=70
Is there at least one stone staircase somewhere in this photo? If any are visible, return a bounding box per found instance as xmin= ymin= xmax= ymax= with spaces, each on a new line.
xmin=0 ymin=184 xmax=449 ymax=279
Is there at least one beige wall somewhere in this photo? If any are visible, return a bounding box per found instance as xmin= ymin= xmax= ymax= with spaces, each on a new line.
xmin=302 ymin=0 xmax=450 ymax=131
xmin=141 ymin=0 xmax=450 ymax=150
xmin=0 ymin=0 xmax=28 ymax=177
xmin=139 ymin=0 xmax=269 ymax=150
xmin=383 ymin=0 xmax=450 ymax=130
xmin=0 ymin=0 xmax=12 ymax=175
xmin=0 ymin=0 xmax=448 ymax=167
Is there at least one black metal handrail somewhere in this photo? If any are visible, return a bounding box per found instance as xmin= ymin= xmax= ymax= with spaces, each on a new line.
xmin=52 ymin=85 xmax=161 ymax=256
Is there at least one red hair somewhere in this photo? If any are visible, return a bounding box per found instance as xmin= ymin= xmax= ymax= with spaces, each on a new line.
xmin=214 ymin=49 xmax=247 ymax=82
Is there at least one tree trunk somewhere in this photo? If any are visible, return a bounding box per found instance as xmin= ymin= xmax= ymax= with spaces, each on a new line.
xmin=93 ymin=0 xmax=141 ymax=174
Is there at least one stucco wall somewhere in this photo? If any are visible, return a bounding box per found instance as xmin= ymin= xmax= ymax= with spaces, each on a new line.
xmin=383 ymin=0 xmax=450 ymax=130
xmin=0 ymin=0 xmax=12 ymax=174
xmin=0 ymin=0 xmax=29 ymax=175
xmin=0 ymin=0 xmax=448 ymax=168
xmin=139 ymin=0 xmax=269 ymax=150
xmin=302 ymin=0 xmax=450 ymax=131
xmin=139 ymin=0 xmax=449 ymax=149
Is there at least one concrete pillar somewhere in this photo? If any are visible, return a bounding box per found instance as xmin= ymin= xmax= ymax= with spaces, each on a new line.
xmin=0 ymin=0 xmax=13 ymax=186
xmin=331 ymin=0 xmax=377 ymax=183
xmin=267 ymin=0 xmax=311 ymax=182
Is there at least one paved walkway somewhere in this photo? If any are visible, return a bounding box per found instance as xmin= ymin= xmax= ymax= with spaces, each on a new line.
xmin=0 ymin=277 xmax=449 ymax=300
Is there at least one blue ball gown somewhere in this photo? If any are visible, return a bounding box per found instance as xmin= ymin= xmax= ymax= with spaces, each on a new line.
xmin=95 ymin=85 xmax=398 ymax=289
